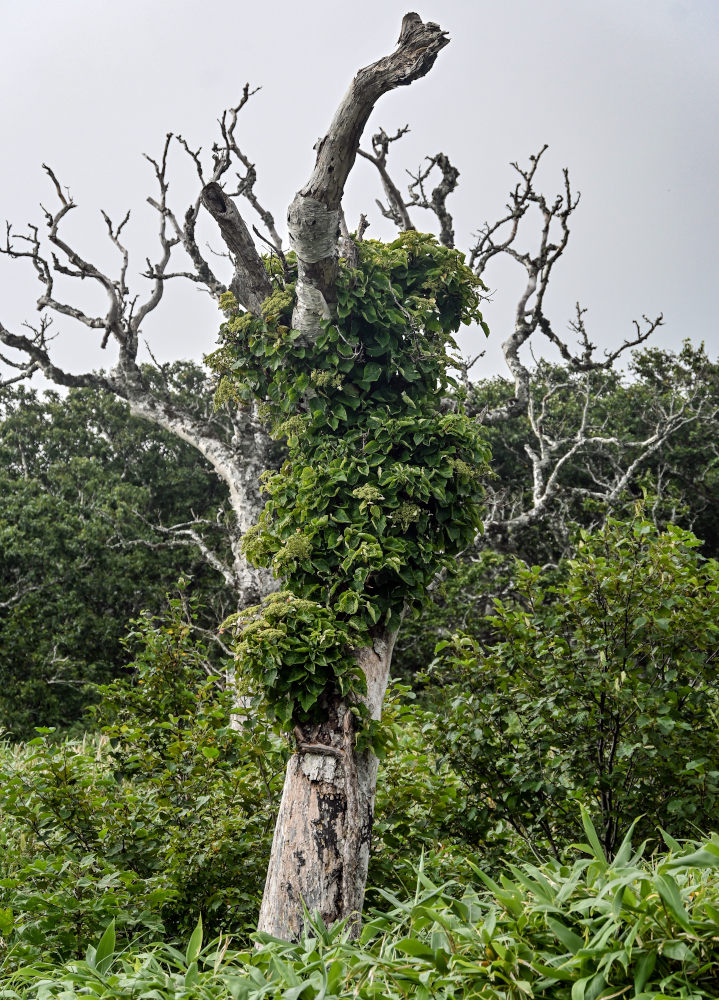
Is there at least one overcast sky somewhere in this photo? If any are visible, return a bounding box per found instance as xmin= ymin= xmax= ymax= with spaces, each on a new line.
xmin=1 ymin=0 xmax=717 ymax=385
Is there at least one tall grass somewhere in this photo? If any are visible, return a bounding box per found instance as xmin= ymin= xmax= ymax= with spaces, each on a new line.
xmin=4 ymin=812 xmax=719 ymax=999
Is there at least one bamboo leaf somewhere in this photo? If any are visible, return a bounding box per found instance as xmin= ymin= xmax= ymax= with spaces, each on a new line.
xmin=185 ymin=915 xmax=203 ymax=966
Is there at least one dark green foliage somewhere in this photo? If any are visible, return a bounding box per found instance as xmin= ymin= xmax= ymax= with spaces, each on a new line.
xmin=208 ymin=233 xmax=490 ymax=725
xmin=394 ymin=548 xmax=515 ymax=680
xmin=368 ymin=685 xmax=477 ymax=897
xmin=0 ymin=594 xmax=472 ymax=972
xmin=224 ymin=592 xmax=365 ymax=726
xmin=0 ymin=591 xmax=285 ymax=968
xmin=0 ymin=381 xmax=233 ymax=737
xmin=0 ymin=736 xmax=171 ymax=967
xmin=7 ymin=822 xmax=719 ymax=998
xmin=431 ymin=515 xmax=719 ymax=858
xmin=393 ymin=341 xmax=719 ymax=683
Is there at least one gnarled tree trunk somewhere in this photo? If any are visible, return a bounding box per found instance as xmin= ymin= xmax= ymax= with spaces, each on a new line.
xmin=257 ymin=14 xmax=448 ymax=940
xmin=0 ymin=9 xmax=448 ymax=943
xmin=258 ymin=631 xmax=396 ymax=938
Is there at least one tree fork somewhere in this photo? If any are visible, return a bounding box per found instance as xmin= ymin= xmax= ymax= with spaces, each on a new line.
xmin=288 ymin=13 xmax=448 ymax=340
xmin=257 ymin=15 xmax=448 ymax=940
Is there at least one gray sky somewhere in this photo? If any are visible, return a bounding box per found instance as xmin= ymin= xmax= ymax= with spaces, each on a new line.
xmin=1 ymin=0 xmax=717 ymax=384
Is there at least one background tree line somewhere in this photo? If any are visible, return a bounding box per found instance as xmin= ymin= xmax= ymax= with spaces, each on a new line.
xmin=2 ymin=341 xmax=716 ymax=738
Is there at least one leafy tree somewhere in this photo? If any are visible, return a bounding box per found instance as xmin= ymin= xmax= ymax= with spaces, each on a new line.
xmin=0 ymin=382 xmax=233 ymax=737
xmin=432 ymin=515 xmax=719 ymax=858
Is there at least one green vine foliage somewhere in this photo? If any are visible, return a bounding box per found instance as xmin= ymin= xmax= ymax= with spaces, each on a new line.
xmin=208 ymin=232 xmax=490 ymax=727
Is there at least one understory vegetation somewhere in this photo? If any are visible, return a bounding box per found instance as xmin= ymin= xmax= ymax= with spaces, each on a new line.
xmin=2 ymin=510 xmax=719 ymax=996
xmin=1 ymin=244 xmax=718 ymax=998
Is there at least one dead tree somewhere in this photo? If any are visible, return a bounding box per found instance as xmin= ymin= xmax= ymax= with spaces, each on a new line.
xmin=2 ymin=12 xmax=715 ymax=940
xmin=0 ymin=12 xmax=450 ymax=940
xmin=357 ymin=136 xmax=716 ymax=552
xmin=256 ymin=13 xmax=450 ymax=938
xmin=0 ymin=89 xmax=277 ymax=609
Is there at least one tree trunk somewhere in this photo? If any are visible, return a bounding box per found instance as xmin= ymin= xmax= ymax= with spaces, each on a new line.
xmin=257 ymin=13 xmax=448 ymax=942
xmin=257 ymin=630 xmax=396 ymax=939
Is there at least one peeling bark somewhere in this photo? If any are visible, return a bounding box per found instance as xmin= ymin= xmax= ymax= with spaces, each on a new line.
xmin=257 ymin=630 xmax=396 ymax=939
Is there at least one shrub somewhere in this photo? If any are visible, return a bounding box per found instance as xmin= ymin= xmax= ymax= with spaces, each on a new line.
xmin=6 ymin=817 xmax=719 ymax=999
xmin=431 ymin=515 xmax=719 ymax=858
xmin=0 ymin=591 xmax=285 ymax=970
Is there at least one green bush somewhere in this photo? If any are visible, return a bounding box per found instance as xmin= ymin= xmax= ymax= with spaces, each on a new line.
xmin=0 ymin=593 xmax=482 ymax=972
xmin=0 ymin=591 xmax=286 ymax=970
xmin=369 ymin=685 xmax=479 ymax=899
xmin=431 ymin=515 xmax=719 ymax=858
xmin=6 ymin=818 xmax=719 ymax=998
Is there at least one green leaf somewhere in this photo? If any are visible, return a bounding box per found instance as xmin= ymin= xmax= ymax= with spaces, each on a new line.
xmin=186 ymin=914 xmax=203 ymax=966
xmin=363 ymin=362 xmax=383 ymax=383
xmin=653 ymin=874 xmax=692 ymax=932
xmin=93 ymin=918 xmax=116 ymax=975
xmin=571 ymin=973 xmax=606 ymax=1000
xmin=666 ymin=846 xmax=719 ymax=869
xmin=547 ymin=916 xmax=583 ymax=953
xmin=395 ymin=937 xmax=436 ymax=960
xmin=580 ymin=805 xmax=607 ymax=865
xmin=633 ymin=951 xmax=656 ymax=994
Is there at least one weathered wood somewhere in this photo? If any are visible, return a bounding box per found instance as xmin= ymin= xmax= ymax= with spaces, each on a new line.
xmin=302 ymin=15 xmax=449 ymax=211
xmin=257 ymin=631 xmax=396 ymax=939
xmin=288 ymin=14 xmax=449 ymax=340
xmin=201 ymin=181 xmax=272 ymax=315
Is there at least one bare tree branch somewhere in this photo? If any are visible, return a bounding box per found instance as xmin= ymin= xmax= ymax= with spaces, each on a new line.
xmin=201 ymin=182 xmax=271 ymax=314
xmin=288 ymin=14 xmax=449 ymax=339
xmin=466 ymin=147 xmax=579 ymax=425
xmin=109 ymin=511 xmax=238 ymax=590
xmin=481 ymin=357 xmax=718 ymax=544
xmin=216 ymin=84 xmax=283 ymax=251
xmin=0 ymin=348 xmax=39 ymax=387
xmin=0 ymin=316 xmax=114 ymax=391
xmin=358 ymin=126 xmax=415 ymax=232
xmin=406 ymin=152 xmax=459 ymax=247
xmin=538 ymin=304 xmax=663 ymax=372
xmin=0 ymin=107 xmax=282 ymax=608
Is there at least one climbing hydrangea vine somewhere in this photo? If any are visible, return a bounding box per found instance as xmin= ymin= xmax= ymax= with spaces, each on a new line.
xmin=208 ymin=231 xmax=490 ymax=727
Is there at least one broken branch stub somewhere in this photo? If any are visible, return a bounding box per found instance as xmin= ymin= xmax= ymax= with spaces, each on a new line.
xmin=201 ymin=181 xmax=271 ymax=316
xmin=288 ymin=13 xmax=449 ymax=338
